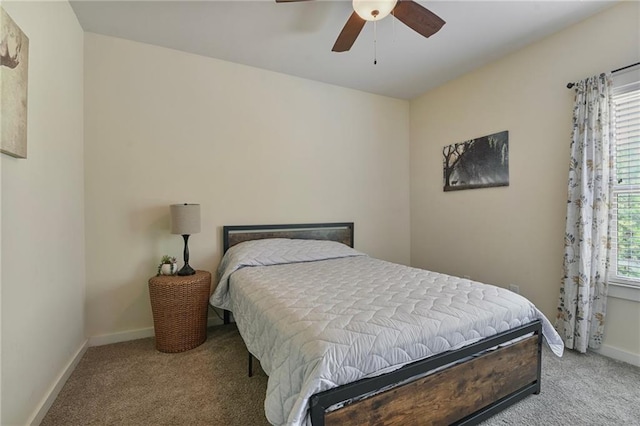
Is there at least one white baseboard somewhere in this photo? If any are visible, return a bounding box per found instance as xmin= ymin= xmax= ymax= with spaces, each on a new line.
xmin=29 ymin=339 xmax=88 ymax=426
xmin=207 ymin=316 xmax=224 ymax=327
xmin=88 ymin=326 xmax=155 ymax=346
xmin=593 ymin=344 xmax=640 ymax=367
xmin=88 ymin=315 xmax=225 ymax=347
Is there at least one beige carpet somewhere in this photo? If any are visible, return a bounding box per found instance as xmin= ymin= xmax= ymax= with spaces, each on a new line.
xmin=42 ymin=324 xmax=640 ymax=426
xmin=42 ymin=325 xmax=270 ymax=426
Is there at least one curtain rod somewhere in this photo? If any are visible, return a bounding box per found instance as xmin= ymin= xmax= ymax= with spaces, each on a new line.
xmin=566 ymin=61 xmax=640 ymax=89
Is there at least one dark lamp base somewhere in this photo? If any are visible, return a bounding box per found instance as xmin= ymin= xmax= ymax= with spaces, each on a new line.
xmin=177 ymin=263 xmax=196 ymax=276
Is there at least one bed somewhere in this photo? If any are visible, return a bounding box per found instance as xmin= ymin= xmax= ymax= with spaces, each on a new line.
xmin=210 ymin=222 xmax=563 ymax=426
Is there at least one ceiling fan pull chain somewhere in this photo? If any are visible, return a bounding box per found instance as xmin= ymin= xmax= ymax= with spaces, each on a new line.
xmin=373 ymin=19 xmax=377 ymax=65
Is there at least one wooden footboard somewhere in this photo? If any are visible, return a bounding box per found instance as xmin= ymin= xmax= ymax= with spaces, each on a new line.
xmin=311 ymin=321 xmax=543 ymax=426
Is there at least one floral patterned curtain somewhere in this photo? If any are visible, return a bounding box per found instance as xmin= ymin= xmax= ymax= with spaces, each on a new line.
xmin=556 ymin=73 xmax=613 ymax=353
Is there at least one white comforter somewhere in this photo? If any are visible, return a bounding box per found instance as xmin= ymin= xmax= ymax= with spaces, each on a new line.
xmin=209 ymin=239 xmax=564 ymax=426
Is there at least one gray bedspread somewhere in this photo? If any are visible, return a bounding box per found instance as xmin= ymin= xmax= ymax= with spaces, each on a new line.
xmin=209 ymin=238 xmax=563 ymax=426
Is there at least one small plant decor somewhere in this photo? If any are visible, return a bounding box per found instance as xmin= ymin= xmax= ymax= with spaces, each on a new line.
xmin=157 ymin=255 xmax=178 ymax=276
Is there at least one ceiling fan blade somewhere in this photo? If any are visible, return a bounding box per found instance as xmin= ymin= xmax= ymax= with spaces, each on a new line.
xmin=332 ymin=12 xmax=366 ymax=52
xmin=275 ymin=0 xmax=313 ymax=3
xmin=393 ymin=0 xmax=445 ymax=39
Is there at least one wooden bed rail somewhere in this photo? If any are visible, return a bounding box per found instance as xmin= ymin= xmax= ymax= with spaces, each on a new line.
xmin=310 ymin=320 xmax=543 ymax=426
xmin=223 ymin=222 xmax=355 ymax=253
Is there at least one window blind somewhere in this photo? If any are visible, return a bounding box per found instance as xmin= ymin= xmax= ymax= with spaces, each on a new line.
xmin=612 ymin=85 xmax=640 ymax=282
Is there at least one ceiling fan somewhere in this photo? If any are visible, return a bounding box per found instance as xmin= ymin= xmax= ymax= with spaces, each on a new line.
xmin=276 ymin=0 xmax=446 ymax=52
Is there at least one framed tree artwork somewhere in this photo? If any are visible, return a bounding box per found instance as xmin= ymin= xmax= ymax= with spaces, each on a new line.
xmin=1 ymin=6 xmax=29 ymax=159
xmin=443 ymin=131 xmax=509 ymax=192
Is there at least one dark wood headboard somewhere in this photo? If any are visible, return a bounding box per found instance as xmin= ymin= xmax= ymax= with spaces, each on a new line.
xmin=222 ymin=222 xmax=354 ymax=253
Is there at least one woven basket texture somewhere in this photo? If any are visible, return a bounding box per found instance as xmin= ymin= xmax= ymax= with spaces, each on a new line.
xmin=148 ymin=270 xmax=211 ymax=353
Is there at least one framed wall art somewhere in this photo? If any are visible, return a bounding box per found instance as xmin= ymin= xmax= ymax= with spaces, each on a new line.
xmin=443 ymin=130 xmax=509 ymax=192
xmin=1 ymin=6 xmax=29 ymax=159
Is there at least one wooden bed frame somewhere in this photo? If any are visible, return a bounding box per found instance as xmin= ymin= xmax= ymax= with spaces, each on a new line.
xmin=221 ymin=222 xmax=542 ymax=426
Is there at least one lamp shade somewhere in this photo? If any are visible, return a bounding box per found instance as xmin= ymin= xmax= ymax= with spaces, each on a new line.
xmin=353 ymin=0 xmax=398 ymax=21
xmin=170 ymin=204 xmax=201 ymax=235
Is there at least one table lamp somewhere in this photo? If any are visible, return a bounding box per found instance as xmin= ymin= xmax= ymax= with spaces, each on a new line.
xmin=170 ymin=203 xmax=200 ymax=276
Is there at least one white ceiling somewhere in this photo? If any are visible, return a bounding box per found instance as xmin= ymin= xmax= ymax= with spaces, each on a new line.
xmin=70 ymin=0 xmax=616 ymax=99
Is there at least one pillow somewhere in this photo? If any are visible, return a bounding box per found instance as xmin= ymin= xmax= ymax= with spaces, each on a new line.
xmin=210 ymin=238 xmax=364 ymax=309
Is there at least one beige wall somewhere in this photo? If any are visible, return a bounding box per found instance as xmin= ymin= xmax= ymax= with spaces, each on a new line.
xmin=1 ymin=1 xmax=85 ymax=424
xmin=410 ymin=1 xmax=639 ymax=359
xmin=84 ymin=33 xmax=411 ymax=338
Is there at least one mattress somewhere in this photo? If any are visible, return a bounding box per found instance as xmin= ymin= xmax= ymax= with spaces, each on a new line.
xmin=209 ymin=238 xmax=564 ymax=426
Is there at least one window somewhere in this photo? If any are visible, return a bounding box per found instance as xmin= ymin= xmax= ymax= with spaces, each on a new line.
xmin=610 ymin=73 xmax=640 ymax=290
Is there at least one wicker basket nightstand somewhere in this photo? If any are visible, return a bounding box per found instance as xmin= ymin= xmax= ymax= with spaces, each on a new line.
xmin=148 ymin=270 xmax=211 ymax=353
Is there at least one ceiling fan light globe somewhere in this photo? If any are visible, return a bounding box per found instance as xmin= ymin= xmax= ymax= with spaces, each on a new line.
xmin=352 ymin=0 xmax=398 ymax=21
